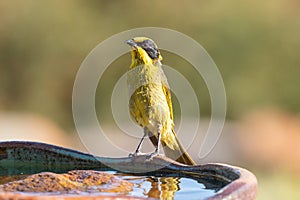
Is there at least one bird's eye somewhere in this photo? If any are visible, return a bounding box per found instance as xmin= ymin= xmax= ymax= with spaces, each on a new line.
xmin=142 ymin=43 xmax=149 ymax=48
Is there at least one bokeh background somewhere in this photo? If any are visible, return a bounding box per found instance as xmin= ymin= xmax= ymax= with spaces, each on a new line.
xmin=1 ymin=0 xmax=300 ymax=199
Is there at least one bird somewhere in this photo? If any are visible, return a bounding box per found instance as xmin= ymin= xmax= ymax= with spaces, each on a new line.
xmin=125 ymin=37 xmax=195 ymax=165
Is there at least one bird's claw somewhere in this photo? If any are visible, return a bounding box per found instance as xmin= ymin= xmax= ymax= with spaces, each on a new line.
xmin=129 ymin=150 xmax=160 ymax=161
xmin=128 ymin=151 xmax=145 ymax=157
xmin=146 ymin=150 xmax=159 ymax=161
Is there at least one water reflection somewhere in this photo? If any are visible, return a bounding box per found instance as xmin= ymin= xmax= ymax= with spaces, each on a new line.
xmin=0 ymin=173 xmax=219 ymax=199
xmin=121 ymin=174 xmax=217 ymax=200
xmin=146 ymin=177 xmax=180 ymax=199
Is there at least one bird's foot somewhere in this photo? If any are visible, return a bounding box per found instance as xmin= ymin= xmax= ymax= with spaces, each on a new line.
xmin=146 ymin=150 xmax=159 ymax=161
xmin=128 ymin=151 xmax=146 ymax=157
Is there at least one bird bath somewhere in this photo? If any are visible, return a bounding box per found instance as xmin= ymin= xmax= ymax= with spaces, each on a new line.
xmin=0 ymin=141 xmax=257 ymax=199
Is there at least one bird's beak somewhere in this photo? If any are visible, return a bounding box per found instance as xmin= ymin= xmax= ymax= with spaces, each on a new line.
xmin=125 ymin=39 xmax=137 ymax=48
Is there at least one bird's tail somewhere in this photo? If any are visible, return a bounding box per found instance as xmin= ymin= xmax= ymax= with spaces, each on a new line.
xmin=162 ymin=129 xmax=196 ymax=165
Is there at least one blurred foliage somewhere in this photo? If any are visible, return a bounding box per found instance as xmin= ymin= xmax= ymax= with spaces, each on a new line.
xmin=255 ymin=170 xmax=300 ymax=200
xmin=0 ymin=0 xmax=299 ymax=129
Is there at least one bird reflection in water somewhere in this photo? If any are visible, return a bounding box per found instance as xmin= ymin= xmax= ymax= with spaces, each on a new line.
xmin=146 ymin=177 xmax=180 ymax=199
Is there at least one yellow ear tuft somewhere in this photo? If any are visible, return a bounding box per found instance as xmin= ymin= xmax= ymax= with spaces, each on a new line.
xmin=158 ymin=54 xmax=163 ymax=61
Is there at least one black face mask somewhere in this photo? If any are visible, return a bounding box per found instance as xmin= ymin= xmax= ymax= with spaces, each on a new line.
xmin=137 ymin=39 xmax=160 ymax=59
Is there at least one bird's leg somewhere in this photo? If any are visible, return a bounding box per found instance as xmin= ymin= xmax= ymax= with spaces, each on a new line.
xmin=129 ymin=128 xmax=148 ymax=157
xmin=146 ymin=131 xmax=161 ymax=160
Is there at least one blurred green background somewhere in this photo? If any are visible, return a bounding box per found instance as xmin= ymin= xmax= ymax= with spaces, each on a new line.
xmin=0 ymin=0 xmax=300 ymax=199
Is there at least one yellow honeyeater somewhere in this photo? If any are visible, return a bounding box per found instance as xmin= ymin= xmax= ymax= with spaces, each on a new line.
xmin=126 ymin=37 xmax=195 ymax=165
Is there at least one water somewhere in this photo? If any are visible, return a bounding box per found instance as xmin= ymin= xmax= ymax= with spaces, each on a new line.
xmin=0 ymin=171 xmax=225 ymax=200
xmin=112 ymin=171 xmax=221 ymax=199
